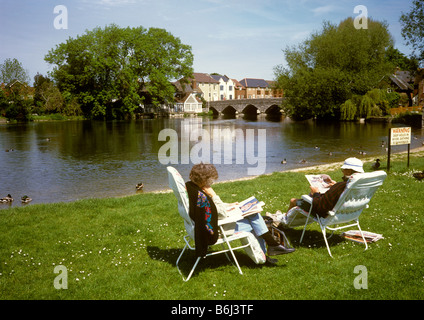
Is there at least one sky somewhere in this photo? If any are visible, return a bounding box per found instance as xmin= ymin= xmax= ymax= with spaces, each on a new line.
xmin=0 ymin=0 xmax=415 ymax=84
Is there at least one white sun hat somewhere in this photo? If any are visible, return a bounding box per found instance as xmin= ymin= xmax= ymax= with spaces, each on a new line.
xmin=341 ymin=157 xmax=364 ymax=173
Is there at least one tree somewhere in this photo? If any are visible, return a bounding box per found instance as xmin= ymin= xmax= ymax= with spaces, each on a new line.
xmin=340 ymin=89 xmax=394 ymax=120
xmin=385 ymin=45 xmax=419 ymax=73
xmin=274 ymin=18 xmax=394 ymax=120
xmin=45 ymin=24 xmax=193 ymax=119
xmin=400 ymin=0 xmax=424 ymax=63
xmin=0 ymin=58 xmax=30 ymax=84
xmin=3 ymin=82 xmax=32 ymax=121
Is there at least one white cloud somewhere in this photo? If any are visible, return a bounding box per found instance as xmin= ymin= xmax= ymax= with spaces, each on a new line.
xmin=311 ymin=5 xmax=338 ymax=16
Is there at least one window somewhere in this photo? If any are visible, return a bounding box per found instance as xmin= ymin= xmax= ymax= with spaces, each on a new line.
xmin=220 ymin=85 xmax=224 ymax=90
xmin=229 ymin=86 xmax=233 ymax=91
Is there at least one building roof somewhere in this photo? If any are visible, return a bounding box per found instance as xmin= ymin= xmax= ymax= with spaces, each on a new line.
xmin=210 ymin=74 xmax=231 ymax=82
xmin=389 ymin=71 xmax=414 ymax=91
xmin=232 ymin=79 xmax=243 ymax=88
xmin=174 ymin=92 xmax=202 ymax=104
xmin=239 ymin=78 xmax=270 ymax=88
xmin=191 ymin=73 xmax=219 ymax=84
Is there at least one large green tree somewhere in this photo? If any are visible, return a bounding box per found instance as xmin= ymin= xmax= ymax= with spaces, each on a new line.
xmin=400 ymin=0 xmax=424 ymax=63
xmin=274 ymin=18 xmax=394 ymax=120
xmin=45 ymin=24 xmax=193 ymax=119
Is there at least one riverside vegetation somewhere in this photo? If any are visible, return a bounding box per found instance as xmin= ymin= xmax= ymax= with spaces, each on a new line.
xmin=0 ymin=151 xmax=423 ymax=300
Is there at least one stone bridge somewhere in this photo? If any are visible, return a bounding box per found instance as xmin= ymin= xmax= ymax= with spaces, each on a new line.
xmin=208 ymin=98 xmax=284 ymax=116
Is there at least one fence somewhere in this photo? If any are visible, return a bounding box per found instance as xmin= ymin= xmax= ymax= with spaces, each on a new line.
xmin=390 ymin=106 xmax=423 ymax=115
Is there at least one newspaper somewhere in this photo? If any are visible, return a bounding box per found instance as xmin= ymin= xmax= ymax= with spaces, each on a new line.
xmin=226 ymin=196 xmax=264 ymax=218
xmin=341 ymin=230 xmax=384 ymax=243
xmin=305 ymin=174 xmax=334 ymax=193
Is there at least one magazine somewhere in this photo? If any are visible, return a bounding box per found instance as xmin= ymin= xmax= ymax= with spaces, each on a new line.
xmin=226 ymin=196 xmax=265 ymax=218
xmin=341 ymin=230 xmax=384 ymax=244
xmin=305 ymin=174 xmax=334 ymax=193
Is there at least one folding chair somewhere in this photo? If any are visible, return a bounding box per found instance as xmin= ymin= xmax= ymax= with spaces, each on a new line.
xmin=167 ymin=166 xmax=264 ymax=281
xmin=288 ymin=171 xmax=387 ymax=257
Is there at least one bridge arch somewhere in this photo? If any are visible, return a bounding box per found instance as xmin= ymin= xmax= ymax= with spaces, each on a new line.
xmin=242 ymin=104 xmax=259 ymax=116
xmin=265 ymin=104 xmax=282 ymax=116
xmin=208 ymin=98 xmax=283 ymax=115
xmin=222 ymin=105 xmax=237 ymax=117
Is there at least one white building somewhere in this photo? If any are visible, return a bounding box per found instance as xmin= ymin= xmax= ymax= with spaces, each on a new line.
xmin=174 ymin=92 xmax=203 ymax=113
xmin=210 ymin=74 xmax=235 ymax=100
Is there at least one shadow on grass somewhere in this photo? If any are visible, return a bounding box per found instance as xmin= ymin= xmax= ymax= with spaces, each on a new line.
xmin=281 ymin=227 xmax=345 ymax=249
xmin=146 ymin=244 xmax=284 ymax=279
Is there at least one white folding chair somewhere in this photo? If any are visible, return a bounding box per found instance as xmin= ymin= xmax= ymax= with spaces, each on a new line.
xmin=290 ymin=171 xmax=387 ymax=257
xmin=167 ymin=166 xmax=264 ymax=281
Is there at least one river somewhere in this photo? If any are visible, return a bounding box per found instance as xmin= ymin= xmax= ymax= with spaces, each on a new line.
xmin=1 ymin=116 xmax=423 ymax=208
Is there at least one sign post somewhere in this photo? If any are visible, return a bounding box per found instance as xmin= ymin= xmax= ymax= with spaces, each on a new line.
xmin=387 ymin=127 xmax=411 ymax=172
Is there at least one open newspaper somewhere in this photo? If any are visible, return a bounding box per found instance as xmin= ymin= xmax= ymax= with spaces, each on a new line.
xmin=341 ymin=230 xmax=384 ymax=243
xmin=305 ymin=174 xmax=334 ymax=193
xmin=226 ymin=196 xmax=264 ymax=218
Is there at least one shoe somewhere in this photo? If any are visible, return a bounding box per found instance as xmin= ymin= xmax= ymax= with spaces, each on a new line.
xmin=268 ymin=244 xmax=295 ymax=256
xmin=266 ymin=256 xmax=278 ymax=265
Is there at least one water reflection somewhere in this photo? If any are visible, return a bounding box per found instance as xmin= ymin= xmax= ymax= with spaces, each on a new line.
xmin=0 ymin=116 xmax=422 ymax=208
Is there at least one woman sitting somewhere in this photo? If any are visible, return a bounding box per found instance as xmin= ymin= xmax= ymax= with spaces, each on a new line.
xmin=186 ymin=163 xmax=294 ymax=265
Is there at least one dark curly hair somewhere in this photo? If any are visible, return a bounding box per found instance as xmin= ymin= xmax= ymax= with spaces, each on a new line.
xmin=189 ymin=163 xmax=218 ymax=188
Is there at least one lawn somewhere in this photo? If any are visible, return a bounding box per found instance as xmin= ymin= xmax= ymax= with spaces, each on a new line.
xmin=0 ymin=151 xmax=423 ymax=300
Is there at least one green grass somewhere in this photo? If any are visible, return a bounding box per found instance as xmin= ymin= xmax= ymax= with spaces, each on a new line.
xmin=1 ymin=151 xmax=423 ymax=300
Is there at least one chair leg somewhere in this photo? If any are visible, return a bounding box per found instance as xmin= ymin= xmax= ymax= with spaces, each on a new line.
xmin=221 ymin=243 xmax=232 ymax=263
xmin=300 ymin=211 xmax=312 ymax=244
xmin=356 ymin=221 xmax=369 ymax=251
xmin=184 ymin=257 xmax=202 ymax=282
xmin=176 ymin=243 xmax=190 ymax=280
xmin=320 ymin=225 xmax=333 ymax=258
xmin=176 ymin=243 xmax=203 ymax=282
xmin=222 ymin=237 xmax=243 ymax=275
xmin=316 ymin=219 xmax=333 ymax=258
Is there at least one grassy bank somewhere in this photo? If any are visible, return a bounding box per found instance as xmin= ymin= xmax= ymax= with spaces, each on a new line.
xmin=1 ymin=151 xmax=423 ymax=300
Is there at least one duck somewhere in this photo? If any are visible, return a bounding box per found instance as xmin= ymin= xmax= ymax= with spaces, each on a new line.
xmin=299 ymin=159 xmax=307 ymax=164
xmin=281 ymin=158 xmax=287 ymax=164
xmin=413 ymin=170 xmax=424 ymax=181
xmin=136 ymin=182 xmax=144 ymax=191
xmin=21 ymin=195 xmax=32 ymax=204
xmin=371 ymin=159 xmax=381 ymax=170
xmin=0 ymin=194 xmax=14 ymax=203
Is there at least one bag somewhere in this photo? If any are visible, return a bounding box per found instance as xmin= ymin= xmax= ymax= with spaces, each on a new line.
xmin=263 ymin=216 xmax=290 ymax=247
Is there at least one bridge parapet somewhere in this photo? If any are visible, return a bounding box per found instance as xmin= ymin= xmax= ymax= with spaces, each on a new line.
xmin=208 ymin=98 xmax=283 ymax=114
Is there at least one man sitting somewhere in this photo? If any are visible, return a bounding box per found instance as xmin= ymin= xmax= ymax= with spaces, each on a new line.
xmin=269 ymin=157 xmax=364 ymax=226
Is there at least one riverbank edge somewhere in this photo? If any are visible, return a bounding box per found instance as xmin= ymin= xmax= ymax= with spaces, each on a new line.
xmin=147 ymin=145 xmax=424 ymax=195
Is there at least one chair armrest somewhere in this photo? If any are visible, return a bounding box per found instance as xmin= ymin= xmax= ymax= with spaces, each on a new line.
xmin=301 ymin=195 xmax=312 ymax=204
xmin=218 ymin=215 xmax=243 ymax=226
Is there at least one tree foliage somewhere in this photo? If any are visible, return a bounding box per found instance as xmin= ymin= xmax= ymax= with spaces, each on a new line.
xmin=385 ymin=45 xmax=419 ymax=73
xmin=0 ymin=58 xmax=30 ymax=84
xmin=340 ymin=89 xmax=396 ymax=121
xmin=274 ymin=18 xmax=394 ymax=120
xmin=400 ymin=0 xmax=424 ymax=63
xmin=45 ymin=24 xmax=193 ymax=119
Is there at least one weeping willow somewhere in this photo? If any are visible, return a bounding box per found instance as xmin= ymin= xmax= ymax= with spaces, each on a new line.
xmin=341 ymin=89 xmax=392 ymax=120
xmin=360 ymin=95 xmax=374 ymax=119
xmin=340 ymin=99 xmax=357 ymax=120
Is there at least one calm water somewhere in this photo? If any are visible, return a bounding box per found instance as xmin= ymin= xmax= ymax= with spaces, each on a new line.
xmin=1 ymin=116 xmax=423 ymax=208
